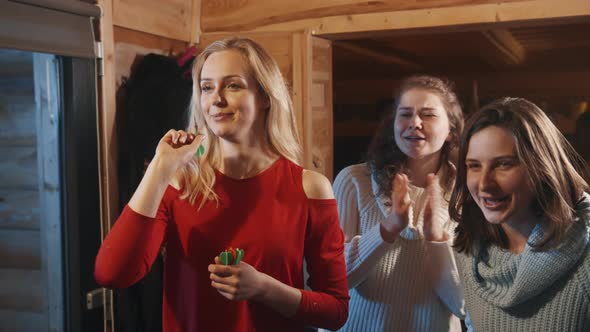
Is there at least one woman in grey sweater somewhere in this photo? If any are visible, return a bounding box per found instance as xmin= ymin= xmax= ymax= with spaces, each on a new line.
xmin=449 ymin=97 xmax=590 ymax=331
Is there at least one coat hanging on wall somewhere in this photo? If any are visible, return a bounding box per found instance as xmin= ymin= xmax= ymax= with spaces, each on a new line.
xmin=115 ymin=49 xmax=195 ymax=332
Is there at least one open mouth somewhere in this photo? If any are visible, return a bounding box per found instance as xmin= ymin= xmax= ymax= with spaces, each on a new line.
xmin=481 ymin=196 xmax=509 ymax=209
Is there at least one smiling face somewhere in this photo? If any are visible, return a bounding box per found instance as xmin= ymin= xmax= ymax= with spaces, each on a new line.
xmin=466 ymin=125 xmax=536 ymax=228
xmin=394 ymin=88 xmax=451 ymax=160
xmin=199 ymin=50 xmax=268 ymax=142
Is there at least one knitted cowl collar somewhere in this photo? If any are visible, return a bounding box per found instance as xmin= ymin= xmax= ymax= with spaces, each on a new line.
xmin=468 ymin=193 xmax=590 ymax=308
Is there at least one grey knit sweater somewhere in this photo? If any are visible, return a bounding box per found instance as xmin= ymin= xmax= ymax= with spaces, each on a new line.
xmin=455 ymin=194 xmax=590 ymax=332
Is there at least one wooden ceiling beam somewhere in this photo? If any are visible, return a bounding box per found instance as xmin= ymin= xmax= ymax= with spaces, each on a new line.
xmin=481 ymin=29 xmax=526 ymax=66
xmin=334 ymin=41 xmax=422 ymax=71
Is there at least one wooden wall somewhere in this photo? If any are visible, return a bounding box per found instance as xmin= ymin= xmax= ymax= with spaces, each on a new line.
xmin=97 ymin=0 xmax=191 ymax=238
xmin=0 ymin=50 xmax=45 ymax=330
xmin=333 ymin=69 xmax=590 ymax=130
xmin=95 ymin=1 xmax=192 ymax=327
xmin=95 ymin=0 xmax=590 ymax=231
xmin=311 ymin=38 xmax=333 ymax=179
xmin=92 ymin=1 xmax=590 ymax=219
xmin=197 ymin=0 xmax=590 ymax=180
xmin=201 ymin=0 xmax=529 ymax=32
xmin=200 ymin=0 xmax=590 ymax=36
xmin=113 ymin=0 xmax=198 ymax=42
xmin=90 ymin=0 xmax=590 ymax=327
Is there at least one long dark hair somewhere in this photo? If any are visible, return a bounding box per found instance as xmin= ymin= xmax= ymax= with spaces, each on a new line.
xmin=450 ymin=97 xmax=589 ymax=254
xmin=366 ymin=75 xmax=464 ymax=199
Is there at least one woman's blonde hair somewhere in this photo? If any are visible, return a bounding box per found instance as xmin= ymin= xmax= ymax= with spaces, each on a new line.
xmin=181 ymin=37 xmax=302 ymax=207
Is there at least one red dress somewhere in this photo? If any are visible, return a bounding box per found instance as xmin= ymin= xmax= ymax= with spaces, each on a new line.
xmin=94 ymin=157 xmax=349 ymax=331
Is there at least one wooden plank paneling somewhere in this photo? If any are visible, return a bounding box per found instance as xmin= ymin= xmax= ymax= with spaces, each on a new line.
xmin=97 ymin=1 xmax=117 ymax=328
xmin=334 ymin=69 xmax=590 ymax=104
xmin=114 ymin=26 xmax=188 ymax=86
xmin=0 ymin=50 xmax=32 ymax=78
xmin=0 ymin=269 xmax=43 ymax=312
xmin=190 ymin=0 xmax=201 ymax=44
xmin=114 ymin=24 xmax=188 ymax=52
xmin=334 ymin=79 xmax=399 ymax=104
xmin=201 ymin=0 xmax=528 ymax=32
xmin=294 ymin=31 xmax=313 ymax=169
xmin=0 ymin=229 xmax=41 ymax=269
xmin=0 ymin=310 xmax=45 ymax=332
xmin=200 ymin=32 xmax=295 ymax=87
xmin=511 ymin=23 xmax=590 ymax=51
xmin=0 ymin=97 xmax=36 ymax=144
xmin=0 ymin=63 xmax=32 ymax=78
xmin=101 ymin=26 xmax=189 ymax=230
xmin=0 ymin=77 xmax=34 ymax=97
xmin=113 ymin=0 xmax=194 ymax=41
xmin=0 ymin=190 xmax=39 ymax=230
xmin=334 ymin=121 xmax=380 ymax=137
xmin=98 ymin=0 xmax=118 ymax=244
xmin=311 ymin=37 xmax=333 ymax=180
xmin=0 ymin=147 xmax=37 ymax=190
xmin=231 ymin=0 xmax=590 ymax=37
xmin=0 ymin=48 xmax=44 ymax=331
xmin=291 ymin=31 xmax=306 ymax=163
xmin=474 ymin=70 xmax=590 ymax=98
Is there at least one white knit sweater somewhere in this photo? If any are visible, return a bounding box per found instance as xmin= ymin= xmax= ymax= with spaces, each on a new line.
xmin=328 ymin=164 xmax=464 ymax=332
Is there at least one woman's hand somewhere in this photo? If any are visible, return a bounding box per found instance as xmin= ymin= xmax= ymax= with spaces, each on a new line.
xmin=380 ymin=173 xmax=411 ymax=242
xmin=423 ymin=173 xmax=447 ymax=242
xmin=125 ymin=129 xmax=205 ymax=218
xmin=209 ymin=257 xmax=266 ymax=301
xmin=153 ymin=129 xmax=206 ymax=176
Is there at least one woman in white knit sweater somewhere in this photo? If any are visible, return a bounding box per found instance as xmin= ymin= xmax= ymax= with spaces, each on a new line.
xmin=331 ymin=76 xmax=465 ymax=331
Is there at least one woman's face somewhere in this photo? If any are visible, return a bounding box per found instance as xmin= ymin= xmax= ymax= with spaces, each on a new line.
xmin=465 ymin=125 xmax=536 ymax=228
xmin=394 ymin=88 xmax=451 ymax=160
xmin=199 ymin=50 xmax=268 ymax=142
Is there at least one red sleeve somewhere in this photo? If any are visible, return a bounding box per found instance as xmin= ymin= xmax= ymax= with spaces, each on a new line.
xmin=94 ymin=187 xmax=176 ymax=288
xmin=295 ymin=199 xmax=349 ymax=330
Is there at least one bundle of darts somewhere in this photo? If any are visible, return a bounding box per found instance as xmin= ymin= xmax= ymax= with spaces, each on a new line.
xmin=219 ymin=247 xmax=244 ymax=265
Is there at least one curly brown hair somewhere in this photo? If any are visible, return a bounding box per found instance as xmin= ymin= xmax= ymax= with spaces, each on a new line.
xmin=366 ymin=75 xmax=464 ymax=200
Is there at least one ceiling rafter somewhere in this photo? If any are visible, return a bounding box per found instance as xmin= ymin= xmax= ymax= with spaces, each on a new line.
xmin=334 ymin=40 xmax=423 ymax=71
xmin=481 ymin=29 xmax=526 ymax=66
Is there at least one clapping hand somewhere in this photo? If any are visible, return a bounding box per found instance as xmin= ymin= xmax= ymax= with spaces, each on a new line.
xmin=380 ymin=173 xmax=412 ymax=242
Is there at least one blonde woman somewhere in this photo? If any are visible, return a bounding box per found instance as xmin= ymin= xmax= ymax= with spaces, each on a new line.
xmin=95 ymin=37 xmax=349 ymax=332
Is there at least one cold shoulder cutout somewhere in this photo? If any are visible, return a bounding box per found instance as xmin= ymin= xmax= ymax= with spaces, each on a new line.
xmin=302 ymin=169 xmax=335 ymax=200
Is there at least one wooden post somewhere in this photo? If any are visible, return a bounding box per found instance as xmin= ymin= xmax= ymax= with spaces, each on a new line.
xmin=96 ymin=0 xmax=117 ymax=330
